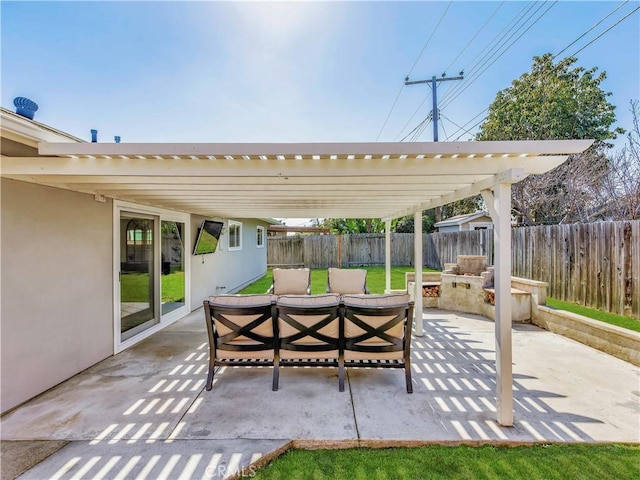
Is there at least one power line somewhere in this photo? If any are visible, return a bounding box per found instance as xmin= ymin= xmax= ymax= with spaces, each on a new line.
xmin=375 ymin=2 xmax=452 ymax=141
xmin=453 ymin=111 xmax=489 ymax=141
xmin=375 ymin=84 xmax=406 ymax=142
xmin=448 ymin=2 xmax=640 ymax=141
xmin=439 ymin=112 xmax=449 ymax=140
xmin=440 ymin=1 xmax=557 ymax=111
xmin=400 ymin=112 xmax=432 ymax=142
xmin=406 ymin=2 xmax=453 ymax=77
xmin=567 ymin=5 xmax=639 ymax=57
xmin=439 ymin=1 xmax=539 ymax=108
xmin=412 ymin=118 xmax=432 ymax=142
xmin=440 ymin=113 xmax=477 ymax=139
xmin=442 ymin=1 xmax=506 ymax=75
xmin=409 ymin=114 xmax=430 ymax=142
xmin=553 ymin=1 xmax=629 ymax=59
xmin=393 ymin=91 xmax=430 ymax=141
xmin=409 ymin=122 xmax=431 ymax=142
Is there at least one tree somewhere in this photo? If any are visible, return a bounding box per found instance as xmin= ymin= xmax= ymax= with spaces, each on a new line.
xmin=320 ymin=218 xmax=388 ymax=234
xmin=392 ymin=210 xmax=437 ymax=234
xmin=476 ymin=54 xmax=624 ymax=224
xmin=593 ymin=100 xmax=640 ymax=220
xmin=441 ymin=196 xmax=484 ymax=220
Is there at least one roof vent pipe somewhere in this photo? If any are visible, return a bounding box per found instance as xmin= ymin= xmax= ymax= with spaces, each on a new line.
xmin=114 ymin=136 xmax=121 ymax=143
xmin=91 ymin=129 xmax=98 ymax=143
xmin=13 ymin=97 xmax=39 ymax=120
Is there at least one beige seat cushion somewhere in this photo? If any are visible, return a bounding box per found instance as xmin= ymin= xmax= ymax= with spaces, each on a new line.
xmin=327 ymin=268 xmax=367 ymax=294
xmin=276 ymin=293 xmax=340 ymax=308
xmin=209 ymin=294 xmax=276 ymax=307
xmin=272 ymin=268 xmax=310 ymax=295
xmin=342 ymin=294 xmax=410 ymax=308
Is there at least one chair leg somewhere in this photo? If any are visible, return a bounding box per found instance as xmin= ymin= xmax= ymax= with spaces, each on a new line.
xmin=205 ymin=358 xmax=216 ymax=391
xmin=272 ymin=353 xmax=280 ymax=391
xmin=338 ymin=355 xmax=345 ymax=392
xmin=405 ymin=360 xmax=413 ymax=394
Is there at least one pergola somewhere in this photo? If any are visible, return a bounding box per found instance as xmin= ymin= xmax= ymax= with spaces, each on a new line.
xmin=1 ymin=138 xmax=594 ymax=426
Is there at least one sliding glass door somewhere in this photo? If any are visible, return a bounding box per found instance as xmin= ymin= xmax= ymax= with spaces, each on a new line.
xmin=115 ymin=203 xmax=190 ymax=351
xmin=161 ymin=220 xmax=185 ymax=315
xmin=120 ymin=213 xmax=158 ymax=341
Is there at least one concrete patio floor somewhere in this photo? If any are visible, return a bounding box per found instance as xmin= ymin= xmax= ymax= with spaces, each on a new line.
xmin=1 ymin=308 xmax=639 ymax=479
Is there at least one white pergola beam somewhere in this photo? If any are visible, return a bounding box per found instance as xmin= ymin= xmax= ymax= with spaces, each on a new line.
xmin=384 ymin=168 xmax=527 ymax=220
xmin=10 ymin=174 xmax=495 ymax=186
xmin=38 ymin=139 xmax=594 ymax=157
xmin=413 ymin=211 xmax=424 ymax=337
xmin=0 ymin=156 xmax=567 ymax=178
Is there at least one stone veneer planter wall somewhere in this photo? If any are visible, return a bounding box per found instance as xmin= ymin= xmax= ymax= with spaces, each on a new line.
xmin=533 ymin=305 xmax=640 ymax=367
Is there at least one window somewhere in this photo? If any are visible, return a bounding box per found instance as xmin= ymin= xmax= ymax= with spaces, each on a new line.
xmin=228 ymin=220 xmax=242 ymax=251
xmin=470 ymin=222 xmax=493 ymax=230
xmin=257 ymin=226 xmax=265 ymax=248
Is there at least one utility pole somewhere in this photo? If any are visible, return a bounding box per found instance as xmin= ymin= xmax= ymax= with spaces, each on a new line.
xmin=405 ymin=73 xmax=464 ymax=223
xmin=404 ymin=73 xmax=464 ymax=142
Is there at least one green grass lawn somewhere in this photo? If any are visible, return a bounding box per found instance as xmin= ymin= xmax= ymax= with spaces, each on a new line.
xmin=253 ymin=444 xmax=640 ymax=480
xmin=547 ymin=297 xmax=640 ymax=333
xmin=239 ymin=266 xmax=437 ymax=295
xmin=121 ymin=271 xmax=185 ymax=303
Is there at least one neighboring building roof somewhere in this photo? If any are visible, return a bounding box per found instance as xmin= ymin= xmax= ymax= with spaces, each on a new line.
xmin=261 ymin=218 xmax=282 ymax=225
xmin=434 ymin=211 xmax=492 ymax=227
xmin=267 ymin=225 xmax=330 ymax=234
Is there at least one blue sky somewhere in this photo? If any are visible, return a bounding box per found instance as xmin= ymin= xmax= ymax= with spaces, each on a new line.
xmin=2 ymin=0 xmax=638 ymax=146
xmin=2 ymin=1 xmax=638 ymax=227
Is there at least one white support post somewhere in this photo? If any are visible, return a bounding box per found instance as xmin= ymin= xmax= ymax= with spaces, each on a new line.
xmin=385 ymin=219 xmax=391 ymax=294
xmin=413 ymin=211 xmax=423 ymax=336
xmin=482 ymin=185 xmax=514 ymax=427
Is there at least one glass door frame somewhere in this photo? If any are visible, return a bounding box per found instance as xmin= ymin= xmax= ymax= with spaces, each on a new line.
xmin=120 ymin=211 xmax=157 ymax=342
xmin=113 ymin=201 xmax=191 ymax=353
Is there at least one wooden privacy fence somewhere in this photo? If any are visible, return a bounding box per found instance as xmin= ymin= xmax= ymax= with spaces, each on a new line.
xmin=267 ymin=220 xmax=639 ymax=319
xmin=268 ymin=231 xmax=493 ymax=269
xmin=511 ymin=221 xmax=639 ymax=319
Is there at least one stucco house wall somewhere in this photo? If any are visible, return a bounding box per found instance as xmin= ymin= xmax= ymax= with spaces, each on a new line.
xmin=1 ymin=178 xmax=114 ymax=413
xmin=1 ymin=179 xmax=270 ymax=414
xmin=190 ymin=216 xmax=268 ymax=310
